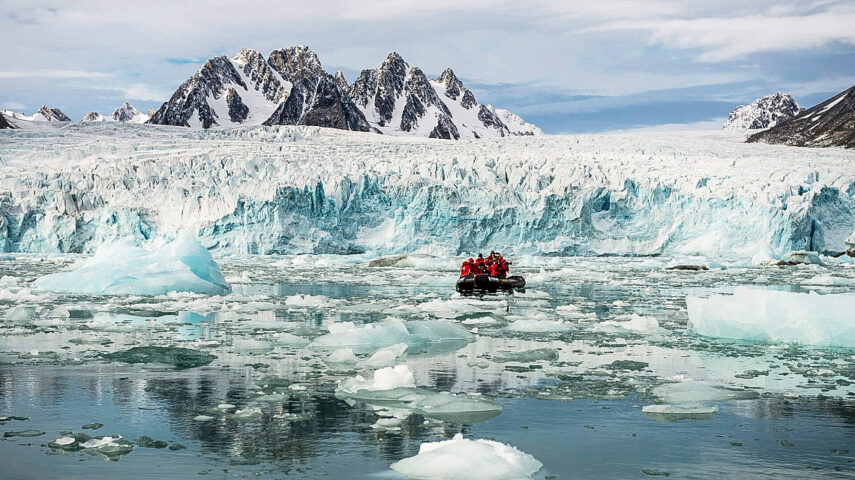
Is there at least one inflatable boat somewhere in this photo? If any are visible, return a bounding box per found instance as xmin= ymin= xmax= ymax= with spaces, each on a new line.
xmin=456 ymin=274 xmax=526 ymax=292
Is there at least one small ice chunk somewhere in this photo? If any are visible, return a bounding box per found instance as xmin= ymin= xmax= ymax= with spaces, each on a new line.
xmin=462 ymin=316 xmax=497 ymax=325
xmin=233 ymin=406 xmax=263 ymax=419
xmin=0 ymin=275 xmax=18 ymax=287
xmin=54 ymin=436 xmax=76 ymax=446
xmin=390 ymin=433 xmax=542 ymax=480
xmin=35 ymin=232 xmax=230 ymax=295
xmin=506 ymin=319 xmax=572 ymax=333
xmin=310 ymin=319 xmax=472 ymax=354
xmin=338 ymin=365 xmax=415 ymax=393
xmin=364 ymin=343 xmax=408 ymax=367
xmin=193 ymin=415 xmax=214 ymax=421
xmin=642 ymin=404 xmax=718 ymax=422
xmin=81 ymin=435 xmax=122 ymax=449
xmin=284 ymin=294 xmax=329 ymax=307
xmin=688 ymin=287 xmax=855 ymax=347
xmin=217 ymin=403 xmax=236 ymax=410
xmin=595 ymin=314 xmax=667 ymax=336
xmin=780 ymin=250 xmax=823 ymax=265
xmin=272 ymin=332 xmax=310 ymax=347
xmin=326 ymin=348 xmax=358 ymax=364
xmin=5 ymin=306 xmax=36 ymax=324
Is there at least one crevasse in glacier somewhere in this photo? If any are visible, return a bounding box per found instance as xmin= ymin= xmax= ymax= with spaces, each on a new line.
xmin=1 ymin=123 xmax=853 ymax=257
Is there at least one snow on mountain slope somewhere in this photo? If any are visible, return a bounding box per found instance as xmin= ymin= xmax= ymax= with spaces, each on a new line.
xmin=0 ymin=125 xmax=852 ymax=257
xmin=493 ymin=107 xmax=543 ymax=136
xmin=81 ymin=112 xmax=105 ymax=122
xmin=723 ymin=92 xmax=802 ymax=130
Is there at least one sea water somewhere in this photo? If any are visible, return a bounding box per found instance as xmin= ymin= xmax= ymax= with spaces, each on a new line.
xmin=1 ymin=253 xmax=855 ymax=478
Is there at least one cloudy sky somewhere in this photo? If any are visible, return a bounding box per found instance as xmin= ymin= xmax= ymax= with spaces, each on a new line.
xmin=2 ymin=0 xmax=854 ymax=132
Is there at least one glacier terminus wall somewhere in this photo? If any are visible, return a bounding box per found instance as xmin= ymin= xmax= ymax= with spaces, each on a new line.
xmin=1 ymin=123 xmax=854 ymax=259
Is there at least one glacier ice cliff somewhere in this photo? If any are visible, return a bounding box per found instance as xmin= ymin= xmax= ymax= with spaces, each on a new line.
xmin=0 ymin=123 xmax=854 ymax=258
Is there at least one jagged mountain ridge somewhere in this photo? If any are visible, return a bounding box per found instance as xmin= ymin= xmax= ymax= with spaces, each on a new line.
xmin=723 ymin=92 xmax=803 ymax=130
xmin=747 ymin=86 xmax=855 ymax=149
xmin=148 ymin=45 xmax=540 ymax=139
xmin=0 ymin=113 xmax=14 ymax=129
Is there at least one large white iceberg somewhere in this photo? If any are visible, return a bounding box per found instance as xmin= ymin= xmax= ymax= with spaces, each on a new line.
xmin=390 ymin=433 xmax=542 ymax=480
xmin=687 ymin=287 xmax=855 ymax=347
xmin=35 ymin=232 xmax=230 ymax=295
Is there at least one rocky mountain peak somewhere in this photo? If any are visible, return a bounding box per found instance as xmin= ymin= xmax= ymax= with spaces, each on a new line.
xmin=334 ymin=71 xmax=348 ymax=91
xmin=437 ymin=68 xmax=464 ymax=97
xmin=111 ymin=102 xmax=141 ymax=122
xmin=267 ymin=45 xmax=325 ymax=83
xmin=0 ymin=113 xmax=14 ymax=129
xmin=37 ymin=106 xmax=71 ymax=122
xmin=81 ymin=112 xmax=104 ymax=122
xmin=723 ymin=92 xmax=803 ymax=130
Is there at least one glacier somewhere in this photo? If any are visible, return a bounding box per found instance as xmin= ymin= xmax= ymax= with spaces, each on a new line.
xmin=1 ymin=123 xmax=854 ymax=258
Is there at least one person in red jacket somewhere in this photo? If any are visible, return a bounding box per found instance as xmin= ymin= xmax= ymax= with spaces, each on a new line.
xmin=494 ymin=257 xmax=509 ymax=278
xmin=460 ymin=258 xmax=475 ymax=277
xmin=475 ymin=254 xmax=487 ymax=274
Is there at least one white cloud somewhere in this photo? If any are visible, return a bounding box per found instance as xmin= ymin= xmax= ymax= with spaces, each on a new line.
xmin=0 ymin=70 xmax=110 ymax=79
xmin=121 ymin=84 xmax=169 ymax=102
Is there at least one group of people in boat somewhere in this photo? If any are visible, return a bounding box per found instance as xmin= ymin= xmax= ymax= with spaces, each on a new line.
xmin=460 ymin=251 xmax=510 ymax=278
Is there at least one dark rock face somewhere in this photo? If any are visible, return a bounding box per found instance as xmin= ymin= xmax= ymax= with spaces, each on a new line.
xmin=747 ymin=86 xmax=855 ymax=149
xmin=429 ymin=113 xmax=460 ymax=140
xmin=478 ymin=104 xmax=506 ymax=135
xmin=0 ymin=113 xmax=14 ymax=129
xmin=374 ymin=52 xmax=408 ymax=126
xmin=37 ymin=106 xmax=71 ymax=122
xmin=81 ymin=112 xmax=103 ymax=122
xmin=264 ymin=75 xmax=371 ymax=131
xmin=226 ymin=88 xmax=249 ymax=123
xmin=149 ymin=56 xmax=245 ymax=128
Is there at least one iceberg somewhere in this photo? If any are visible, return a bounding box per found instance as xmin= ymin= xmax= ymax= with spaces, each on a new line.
xmin=35 ymin=232 xmax=230 ymax=295
xmin=687 ymin=287 xmax=855 ymax=347
xmin=390 ymin=433 xmax=542 ymax=480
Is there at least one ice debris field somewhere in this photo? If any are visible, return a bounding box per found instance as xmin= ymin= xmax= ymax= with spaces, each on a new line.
xmin=1 ymin=123 xmax=855 ymax=478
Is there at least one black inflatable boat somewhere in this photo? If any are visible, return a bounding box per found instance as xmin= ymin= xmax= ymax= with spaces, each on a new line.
xmin=456 ymin=274 xmax=526 ymax=292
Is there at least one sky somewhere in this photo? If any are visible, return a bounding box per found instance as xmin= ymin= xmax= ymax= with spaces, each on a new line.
xmin=1 ymin=0 xmax=854 ymax=133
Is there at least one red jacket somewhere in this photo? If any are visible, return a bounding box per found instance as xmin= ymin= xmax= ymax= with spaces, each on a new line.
xmin=460 ymin=261 xmax=474 ymax=276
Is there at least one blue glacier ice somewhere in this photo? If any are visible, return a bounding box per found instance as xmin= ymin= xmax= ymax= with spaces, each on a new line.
xmin=35 ymin=231 xmax=230 ymax=295
xmin=1 ymin=124 xmax=853 ymax=258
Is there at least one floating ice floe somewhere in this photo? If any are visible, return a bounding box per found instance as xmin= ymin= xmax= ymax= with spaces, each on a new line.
xmin=284 ymin=294 xmax=330 ymax=307
xmin=594 ymin=314 xmax=668 ymax=336
xmin=506 ymin=317 xmax=573 ymax=333
xmin=363 ymin=343 xmax=408 ymax=367
xmin=390 ymin=433 xmax=542 ymax=480
xmin=326 ymin=347 xmax=358 ymax=364
xmin=35 ymin=232 xmax=230 ymax=295
xmin=309 ymin=319 xmax=473 ymax=354
xmin=653 ymin=381 xmax=758 ymax=404
xmin=337 ymin=365 xmax=501 ymax=422
xmin=642 ymin=404 xmax=718 ymax=422
xmin=687 ymin=287 xmax=855 ymax=347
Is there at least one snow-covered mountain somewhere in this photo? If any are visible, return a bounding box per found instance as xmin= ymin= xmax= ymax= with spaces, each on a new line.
xmin=722 ymin=92 xmax=802 ymax=130
xmin=81 ymin=103 xmax=151 ymax=123
xmin=148 ymin=45 xmax=540 ymax=138
xmin=748 ymin=86 xmax=855 ymax=149
xmin=111 ymin=102 xmax=150 ymax=123
xmin=2 ymin=106 xmax=71 ymax=123
xmin=1 ymin=125 xmax=852 ymax=257
xmin=493 ymin=107 xmax=543 ymax=136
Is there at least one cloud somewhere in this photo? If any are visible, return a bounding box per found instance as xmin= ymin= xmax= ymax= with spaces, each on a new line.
xmin=590 ymin=2 xmax=855 ymax=62
xmin=0 ymin=69 xmax=110 ymax=79
xmin=121 ymin=84 xmax=169 ymax=102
